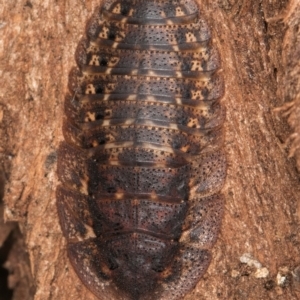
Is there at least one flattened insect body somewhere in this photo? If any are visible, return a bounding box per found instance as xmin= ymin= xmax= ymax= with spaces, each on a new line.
xmin=57 ymin=1 xmax=226 ymax=299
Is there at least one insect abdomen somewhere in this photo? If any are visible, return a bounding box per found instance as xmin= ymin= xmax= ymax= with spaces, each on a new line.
xmin=57 ymin=1 xmax=226 ymax=299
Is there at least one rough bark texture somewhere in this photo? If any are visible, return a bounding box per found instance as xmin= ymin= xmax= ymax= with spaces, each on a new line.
xmin=1 ymin=0 xmax=300 ymax=299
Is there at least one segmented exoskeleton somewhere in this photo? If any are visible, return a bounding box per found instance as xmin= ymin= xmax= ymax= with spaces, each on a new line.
xmin=57 ymin=1 xmax=226 ymax=299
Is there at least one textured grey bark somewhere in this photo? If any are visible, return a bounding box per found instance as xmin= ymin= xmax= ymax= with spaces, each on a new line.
xmin=0 ymin=0 xmax=300 ymax=299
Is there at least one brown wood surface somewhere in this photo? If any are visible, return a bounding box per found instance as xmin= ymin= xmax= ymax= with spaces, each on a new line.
xmin=1 ymin=0 xmax=300 ymax=299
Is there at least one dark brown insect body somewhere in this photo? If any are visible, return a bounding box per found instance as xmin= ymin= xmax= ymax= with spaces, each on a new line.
xmin=57 ymin=0 xmax=226 ymax=299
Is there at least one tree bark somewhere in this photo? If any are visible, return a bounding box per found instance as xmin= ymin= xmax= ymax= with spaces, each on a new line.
xmin=1 ymin=0 xmax=300 ymax=299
